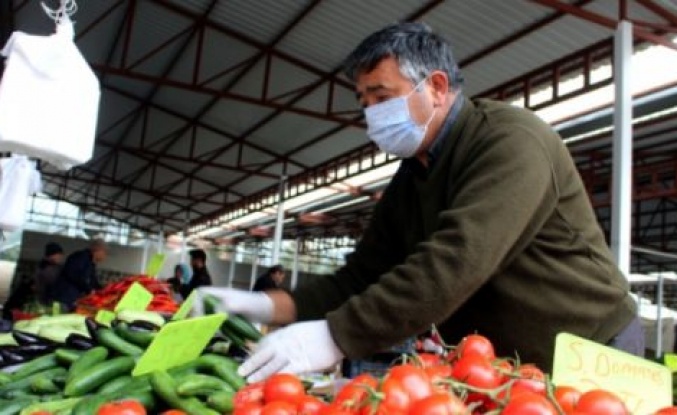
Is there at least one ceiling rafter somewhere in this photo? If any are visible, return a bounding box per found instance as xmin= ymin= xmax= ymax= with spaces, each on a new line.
xmin=636 ymin=0 xmax=677 ymax=27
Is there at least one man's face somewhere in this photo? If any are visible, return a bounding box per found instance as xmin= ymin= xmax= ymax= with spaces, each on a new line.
xmin=92 ymin=248 xmax=106 ymax=263
xmin=49 ymin=253 xmax=65 ymax=265
xmin=272 ymin=270 xmax=285 ymax=285
xmin=191 ymin=258 xmax=203 ymax=269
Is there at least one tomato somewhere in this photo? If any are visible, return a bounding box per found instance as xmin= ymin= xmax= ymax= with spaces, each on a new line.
xmin=501 ymin=391 xmax=558 ymax=415
xmin=456 ymin=334 xmax=495 ymax=360
xmin=97 ymin=400 xmax=146 ymax=415
xmin=367 ymin=376 xmax=411 ymax=414
xmin=415 ymin=353 xmax=442 ymax=368
xmin=298 ymin=395 xmax=328 ymax=415
xmin=511 ymin=364 xmax=547 ymax=396
xmin=425 ymin=364 xmax=453 ymax=391
xmin=261 ymin=401 xmax=297 ymax=415
xmin=30 ymin=412 xmax=54 ymax=415
xmin=452 ymin=355 xmax=501 ymax=390
xmin=385 ymin=364 xmax=433 ymax=402
xmin=407 ymin=392 xmax=468 ymax=415
xmin=263 ymin=373 xmax=306 ymax=405
xmin=334 ymin=374 xmax=378 ymax=408
xmin=655 ymin=407 xmax=677 ymax=415
xmin=234 ymin=402 xmax=265 ymax=415
xmin=320 ymin=404 xmax=358 ymax=415
xmin=493 ymin=359 xmax=514 ymax=384
xmin=553 ymin=386 xmax=581 ymax=413
xmin=575 ymin=389 xmax=629 ymax=415
xmin=235 ymin=382 xmax=266 ymax=409
xmin=159 ymin=412 xmax=187 ymax=415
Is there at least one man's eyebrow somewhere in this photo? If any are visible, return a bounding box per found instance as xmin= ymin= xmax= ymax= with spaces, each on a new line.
xmin=355 ymin=84 xmax=388 ymax=100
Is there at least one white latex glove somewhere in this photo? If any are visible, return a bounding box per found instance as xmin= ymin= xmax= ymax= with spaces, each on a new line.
xmin=238 ymin=320 xmax=344 ymax=383
xmin=192 ymin=287 xmax=274 ymax=323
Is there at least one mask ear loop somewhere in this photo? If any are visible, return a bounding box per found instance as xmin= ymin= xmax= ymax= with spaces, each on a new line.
xmin=40 ymin=0 xmax=78 ymax=28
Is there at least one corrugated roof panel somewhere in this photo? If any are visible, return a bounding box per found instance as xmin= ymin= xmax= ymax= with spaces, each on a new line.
xmin=248 ymin=114 xmax=339 ymax=154
xmin=292 ymin=128 xmax=368 ymax=167
xmin=277 ymin=0 xmax=426 ymax=72
xmin=197 ymin=29 xmax=259 ymax=87
xmin=153 ymin=86 xmax=215 ymax=119
xmin=586 ymin=0 xmax=669 ymax=24
xmin=201 ymin=100 xmax=277 ymax=136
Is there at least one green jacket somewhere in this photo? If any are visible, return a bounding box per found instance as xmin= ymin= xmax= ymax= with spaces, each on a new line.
xmin=292 ymin=98 xmax=636 ymax=371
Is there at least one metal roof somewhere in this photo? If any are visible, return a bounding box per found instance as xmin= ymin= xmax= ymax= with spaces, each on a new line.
xmin=4 ymin=0 xmax=677 ymax=245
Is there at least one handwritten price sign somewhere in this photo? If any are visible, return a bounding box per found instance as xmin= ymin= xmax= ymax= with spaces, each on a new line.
xmin=552 ymin=332 xmax=671 ymax=414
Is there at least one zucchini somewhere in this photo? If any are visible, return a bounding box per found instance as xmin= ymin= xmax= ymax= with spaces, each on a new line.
xmin=96 ymin=375 xmax=133 ymax=394
xmin=95 ymin=328 xmax=144 ymax=356
xmin=11 ymin=353 xmax=59 ymax=380
xmin=223 ymin=314 xmax=262 ymax=341
xmin=197 ymin=354 xmax=246 ymax=390
xmin=67 ymin=346 xmax=108 ymax=383
xmin=207 ymin=389 xmax=236 ymax=413
xmin=116 ymin=310 xmax=165 ymax=327
xmin=31 ymin=377 xmax=60 ymax=394
xmin=176 ymin=373 xmax=234 ymax=397
xmin=55 ymin=348 xmax=84 ymax=366
xmin=65 ymin=356 xmax=135 ymax=397
xmin=150 ymin=370 xmax=219 ymax=415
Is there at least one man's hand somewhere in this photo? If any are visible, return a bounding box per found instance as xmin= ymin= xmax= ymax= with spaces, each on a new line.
xmin=237 ymin=320 xmax=344 ymax=383
xmin=192 ymin=287 xmax=274 ymax=323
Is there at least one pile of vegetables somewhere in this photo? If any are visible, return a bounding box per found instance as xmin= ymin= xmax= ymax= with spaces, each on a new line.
xmin=75 ymin=276 xmax=178 ymax=315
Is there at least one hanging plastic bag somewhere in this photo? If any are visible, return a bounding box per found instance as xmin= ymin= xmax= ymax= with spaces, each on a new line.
xmin=0 ymin=155 xmax=41 ymax=231
xmin=0 ymin=11 xmax=100 ymax=170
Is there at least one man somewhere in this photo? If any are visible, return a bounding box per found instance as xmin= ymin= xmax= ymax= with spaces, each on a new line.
xmin=34 ymin=242 xmax=65 ymax=305
xmin=187 ymin=249 xmax=212 ymax=295
xmin=51 ymin=238 xmax=106 ymax=310
xmin=196 ymin=23 xmax=640 ymax=382
xmin=252 ymin=265 xmax=286 ymax=292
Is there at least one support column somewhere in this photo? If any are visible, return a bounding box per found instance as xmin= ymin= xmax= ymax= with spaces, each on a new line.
xmin=271 ymin=175 xmax=287 ymax=264
xmin=291 ymin=237 xmax=300 ymax=290
xmin=249 ymin=244 xmax=260 ymax=291
xmin=610 ymin=20 xmax=633 ymax=277
xmin=227 ymin=245 xmax=237 ymax=288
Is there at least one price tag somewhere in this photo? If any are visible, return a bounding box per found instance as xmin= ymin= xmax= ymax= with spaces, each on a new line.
xmin=132 ymin=313 xmax=226 ymax=376
xmin=171 ymin=291 xmax=197 ymax=321
xmin=95 ymin=310 xmax=116 ymax=326
xmin=145 ymin=253 xmax=166 ymax=278
xmin=552 ymin=332 xmax=672 ymax=414
xmin=114 ymin=282 xmax=153 ymax=312
xmin=664 ymin=353 xmax=677 ymax=372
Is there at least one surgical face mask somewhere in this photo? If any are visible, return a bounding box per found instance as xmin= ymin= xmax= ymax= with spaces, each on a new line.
xmin=364 ymin=79 xmax=436 ymax=158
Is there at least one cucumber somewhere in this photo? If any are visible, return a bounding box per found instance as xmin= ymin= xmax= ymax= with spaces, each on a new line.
xmin=113 ymin=322 xmax=156 ymax=347
xmin=0 ymin=397 xmax=40 ymax=415
xmin=55 ymin=348 xmax=84 ymax=366
xmin=95 ymin=328 xmax=144 ymax=356
xmin=67 ymin=346 xmax=109 ymax=383
xmin=220 ymin=324 xmax=250 ymax=352
xmin=71 ymin=394 xmax=109 ymax=415
xmin=0 ymin=372 xmax=12 ymax=386
xmin=65 ymin=356 xmax=135 ymax=397
xmin=197 ymin=354 xmax=246 ymax=390
xmin=0 ymin=367 xmax=67 ymax=394
xmin=116 ymin=310 xmax=165 ymax=327
xmin=18 ymin=397 xmax=82 ymax=415
xmin=96 ymin=375 xmax=133 ymax=394
xmin=11 ymin=353 xmax=58 ymax=380
xmin=176 ymin=373 xmax=234 ymax=397
xmin=150 ymin=370 xmax=219 ymax=415
xmin=109 ymin=389 xmax=156 ymax=411
xmin=31 ymin=377 xmax=60 ymax=394
xmin=207 ymin=389 xmax=236 ymax=412
xmin=223 ymin=314 xmax=262 ymax=341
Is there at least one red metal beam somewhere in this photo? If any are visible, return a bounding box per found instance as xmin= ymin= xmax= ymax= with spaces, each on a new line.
xmin=74 ymin=1 xmax=125 ymax=42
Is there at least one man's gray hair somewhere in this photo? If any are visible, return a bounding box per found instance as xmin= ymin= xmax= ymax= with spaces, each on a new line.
xmin=344 ymin=22 xmax=463 ymax=91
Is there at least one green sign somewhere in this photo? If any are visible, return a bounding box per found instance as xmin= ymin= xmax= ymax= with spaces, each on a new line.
xmin=132 ymin=314 xmax=226 ymax=376
xmin=664 ymin=353 xmax=677 ymax=372
xmin=95 ymin=310 xmax=116 ymax=326
xmin=552 ymin=332 xmax=672 ymax=414
xmin=114 ymin=282 xmax=153 ymax=312
xmin=145 ymin=253 xmax=166 ymax=278
xmin=171 ymin=291 xmax=197 ymax=321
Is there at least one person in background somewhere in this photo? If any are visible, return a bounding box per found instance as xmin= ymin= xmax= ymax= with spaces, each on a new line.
xmin=166 ymin=263 xmax=192 ymax=300
xmin=51 ymin=238 xmax=106 ymax=310
xmin=34 ymin=242 xmax=65 ymax=305
xmin=187 ymin=249 xmax=212 ymax=296
xmin=195 ymin=22 xmax=641 ymax=383
xmin=253 ymin=265 xmax=286 ymax=292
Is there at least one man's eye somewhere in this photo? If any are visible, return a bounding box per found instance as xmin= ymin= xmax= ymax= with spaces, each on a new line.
xmin=376 ymin=96 xmax=391 ymax=103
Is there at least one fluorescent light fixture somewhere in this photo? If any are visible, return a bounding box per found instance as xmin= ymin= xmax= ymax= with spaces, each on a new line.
xmin=315 ymin=196 xmax=371 ymax=214
xmin=341 ymin=162 xmax=400 ymax=188
xmin=285 ymin=188 xmax=340 ymax=212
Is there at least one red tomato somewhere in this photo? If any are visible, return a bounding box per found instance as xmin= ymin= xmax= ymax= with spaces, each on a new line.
xmin=235 ymin=382 xmax=266 ymax=409
xmin=334 ymin=374 xmax=379 ymax=408
xmin=367 ymin=376 xmax=411 ymax=414
xmin=456 ymin=334 xmax=495 ymax=360
xmin=97 ymin=400 xmax=146 ymax=415
xmin=407 ymin=392 xmax=467 ymax=415
xmin=575 ymin=389 xmax=629 ymax=415
xmin=159 ymin=412 xmax=187 ymax=415
xmin=234 ymin=402 xmax=265 ymax=415
xmin=415 ymin=353 xmax=442 ymax=368
xmin=553 ymin=386 xmax=582 ymax=413
xmin=511 ymin=364 xmax=547 ymax=396
xmin=29 ymin=412 xmax=54 ymax=415
xmin=385 ymin=364 xmax=433 ymax=402
xmin=298 ymin=395 xmax=328 ymax=415
xmin=501 ymin=391 xmax=558 ymax=415
xmin=264 ymin=374 xmax=306 ymax=405
xmin=655 ymin=407 xmax=677 ymax=415
xmin=452 ymin=355 xmax=502 ymax=389
xmin=261 ymin=401 xmax=297 ymax=415
xmin=425 ymin=364 xmax=453 ymax=391
xmin=493 ymin=358 xmax=514 ymax=384
xmin=319 ymin=405 xmax=357 ymax=415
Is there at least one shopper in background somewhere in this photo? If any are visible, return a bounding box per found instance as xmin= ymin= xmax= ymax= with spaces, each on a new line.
xmin=34 ymin=242 xmax=65 ymax=305
xmin=166 ymin=263 xmax=192 ymax=300
xmin=252 ymin=264 xmax=286 ymax=292
xmin=187 ymin=249 xmax=212 ymax=296
xmin=51 ymin=238 xmax=106 ymax=310
xmin=195 ymin=22 xmax=641 ymax=382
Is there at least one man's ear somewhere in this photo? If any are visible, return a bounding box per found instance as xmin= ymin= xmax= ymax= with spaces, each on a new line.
xmin=429 ymin=71 xmax=449 ymax=107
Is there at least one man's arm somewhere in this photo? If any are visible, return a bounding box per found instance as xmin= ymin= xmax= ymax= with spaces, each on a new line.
xmin=60 ymin=252 xmax=93 ymax=292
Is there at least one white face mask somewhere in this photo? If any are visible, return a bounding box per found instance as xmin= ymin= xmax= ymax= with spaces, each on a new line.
xmin=364 ymin=79 xmax=436 ymax=158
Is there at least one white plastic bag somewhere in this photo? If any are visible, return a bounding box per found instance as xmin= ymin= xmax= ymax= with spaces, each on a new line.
xmin=0 ymin=155 xmax=41 ymax=231
xmin=0 ymin=16 xmax=100 ymax=170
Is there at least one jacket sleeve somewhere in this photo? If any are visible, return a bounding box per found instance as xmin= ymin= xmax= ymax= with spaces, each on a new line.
xmin=325 ymin=124 xmax=561 ymax=358
xmin=60 ymin=253 xmax=92 ymax=293
xmin=292 ymin=176 xmax=407 ymax=320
